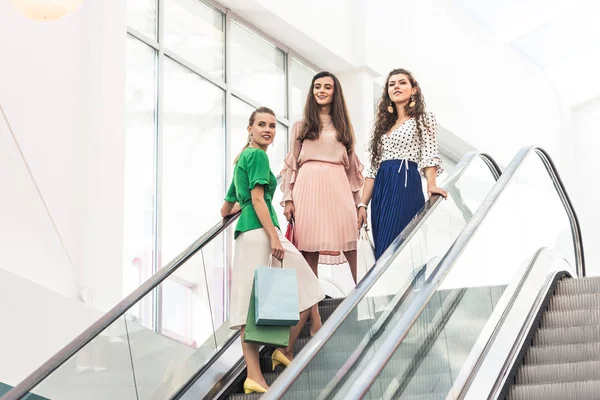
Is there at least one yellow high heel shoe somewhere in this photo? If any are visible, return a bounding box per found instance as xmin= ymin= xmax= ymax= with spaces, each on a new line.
xmin=243 ymin=378 xmax=268 ymax=394
xmin=271 ymin=349 xmax=291 ymax=370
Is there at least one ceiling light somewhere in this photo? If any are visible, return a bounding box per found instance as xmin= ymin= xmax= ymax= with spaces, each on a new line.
xmin=9 ymin=0 xmax=83 ymax=21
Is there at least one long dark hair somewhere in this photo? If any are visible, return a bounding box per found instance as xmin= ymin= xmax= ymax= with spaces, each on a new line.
xmin=298 ymin=71 xmax=355 ymax=151
xmin=233 ymin=106 xmax=275 ymax=164
xmin=369 ymin=68 xmax=429 ymax=170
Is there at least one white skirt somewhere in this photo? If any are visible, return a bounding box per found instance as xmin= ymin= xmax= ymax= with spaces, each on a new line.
xmin=229 ymin=228 xmax=325 ymax=330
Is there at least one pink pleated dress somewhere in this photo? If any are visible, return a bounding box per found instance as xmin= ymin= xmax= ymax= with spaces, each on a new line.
xmin=280 ymin=114 xmax=365 ymax=265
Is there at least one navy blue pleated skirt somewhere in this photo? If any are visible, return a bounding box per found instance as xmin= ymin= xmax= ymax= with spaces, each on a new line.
xmin=371 ymin=160 xmax=425 ymax=260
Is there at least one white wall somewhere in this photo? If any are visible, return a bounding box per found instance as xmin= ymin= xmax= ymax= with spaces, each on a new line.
xmin=0 ymin=0 xmax=126 ymax=311
xmin=571 ymin=97 xmax=600 ymax=276
xmin=365 ymin=0 xmax=562 ymax=167
xmin=0 ymin=268 xmax=102 ymax=386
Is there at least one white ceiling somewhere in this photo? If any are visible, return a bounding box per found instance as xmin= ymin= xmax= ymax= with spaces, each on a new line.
xmin=453 ymin=0 xmax=600 ymax=107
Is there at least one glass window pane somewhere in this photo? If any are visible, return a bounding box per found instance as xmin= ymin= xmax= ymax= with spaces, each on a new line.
xmin=127 ymin=0 xmax=157 ymax=41
xmin=164 ymin=0 xmax=224 ymax=81
xmin=290 ymin=58 xmax=315 ymax=123
xmin=161 ymin=278 xmax=192 ymax=340
xmin=124 ymin=36 xmax=157 ymax=326
xmin=162 ymin=57 xmax=225 ymax=266
xmin=129 ymin=228 xmax=235 ymax=399
xmin=231 ymin=20 xmax=286 ymax=116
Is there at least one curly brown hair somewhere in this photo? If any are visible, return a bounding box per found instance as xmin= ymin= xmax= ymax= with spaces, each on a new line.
xmin=369 ymin=68 xmax=430 ymax=170
xmin=298 ymin=71 xmax=355 ymax=151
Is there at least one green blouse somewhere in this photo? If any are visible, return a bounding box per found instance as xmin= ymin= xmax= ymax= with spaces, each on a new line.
xmin=225 ymin=147 xmax=280 ymax=238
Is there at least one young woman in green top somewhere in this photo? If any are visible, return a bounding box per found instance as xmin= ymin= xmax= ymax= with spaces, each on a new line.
xmin=221 ymin=107 xmax=325 ymax=394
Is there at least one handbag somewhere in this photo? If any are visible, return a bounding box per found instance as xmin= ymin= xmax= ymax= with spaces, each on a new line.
xmin=254 ymin=258 xmax=300 ymax=326
xmin=285 ymin=218 xmax=296 ymax=247
xmin=243 ymin=281 xmax=290 ymax=347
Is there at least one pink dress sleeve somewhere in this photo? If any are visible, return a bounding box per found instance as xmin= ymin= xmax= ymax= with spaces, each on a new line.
xmin=280 ymin=121 xmax=302 ymax=206
xmin=346 ymin=149 xmax=365 ymax=205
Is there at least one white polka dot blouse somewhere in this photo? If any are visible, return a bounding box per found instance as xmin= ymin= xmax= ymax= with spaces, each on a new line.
xmin=367 ymin=111 xmax=444 ymax=179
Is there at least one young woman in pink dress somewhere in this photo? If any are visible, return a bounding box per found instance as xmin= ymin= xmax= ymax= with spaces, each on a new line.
xmin=281 ymin=71 xmax=365 ymax=334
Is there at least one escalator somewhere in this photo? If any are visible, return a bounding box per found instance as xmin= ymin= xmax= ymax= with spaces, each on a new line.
xmin=0 ymin=150 xmax=502 ymax=400
xmin=306 ymin=147 xmax=586 ymax=400
xmin=502 ymin=276 xmax=600 ymax=400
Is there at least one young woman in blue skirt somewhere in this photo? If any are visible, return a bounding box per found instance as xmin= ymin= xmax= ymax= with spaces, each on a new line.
xmin=357 ymin=68 xmax=447 ymax=260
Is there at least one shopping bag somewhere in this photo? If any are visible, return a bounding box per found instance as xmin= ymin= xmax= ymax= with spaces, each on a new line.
xmin=244 ymin=281 xmax=290 ymax=347
xmin=254 ymin=259 xmax=300 ymax=326
xmin=285 ymin=218 xmax=296 ymax=247
xmin=357 ymin=226 xmax=377 ymax=321
xmin=357 ymin=227 xmax=376 ymax=282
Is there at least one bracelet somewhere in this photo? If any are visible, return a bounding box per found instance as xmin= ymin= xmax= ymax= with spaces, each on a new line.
xmin=357 ymin=203 xmax=368 ymax=210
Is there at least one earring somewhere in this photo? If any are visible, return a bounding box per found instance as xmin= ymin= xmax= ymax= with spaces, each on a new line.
xmin=409 ymin=94 xmax=416 ymax=108
xmin=387 ymin=103 xmax=394 ymax=113
xmin=248 ymin=135 xmax=253 ymax=144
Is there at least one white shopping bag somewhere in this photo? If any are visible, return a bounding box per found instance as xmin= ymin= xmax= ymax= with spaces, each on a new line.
xmin=357 ymin=227 xmax=375 ymax=281
xmin=357 ymin=227 xmax=377 ymax=321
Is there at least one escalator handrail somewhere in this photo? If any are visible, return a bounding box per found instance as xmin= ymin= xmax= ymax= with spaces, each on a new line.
xmin=2 ymin=183 xmax=263 ymax=400
xmin=465 ymin=253 xmax=575 ymax=399
xmin=263 ymin=151 xmax=503 ymax=399
xmin=341 ymin=146 xmax=585 ymax=398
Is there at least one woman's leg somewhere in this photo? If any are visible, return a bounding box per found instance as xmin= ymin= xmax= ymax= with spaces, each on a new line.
xmin=277 ymin=308 xmax=311 ymax=361
xmin=301 ymin=251 xmax=320 ymax=277
xmin=344 ymin=250 xmax=358 ymax=284
xmin=301 ymin=251 xmax=322 ymax=334
xmin=240 ymin=326 xmax=268 ymax=388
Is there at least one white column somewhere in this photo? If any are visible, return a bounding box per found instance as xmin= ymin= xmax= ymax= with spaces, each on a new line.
xmin=80 ymin=0 xmax=127 ymax=311
xmin=338 ymin=67 xmax=380 ymax=171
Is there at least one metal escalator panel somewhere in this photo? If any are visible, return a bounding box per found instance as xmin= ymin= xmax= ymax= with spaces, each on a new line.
xmin=264 ymin=153 xmax=502 ymax=399
xmin=332 ymin=147 xmax=584 ymax=399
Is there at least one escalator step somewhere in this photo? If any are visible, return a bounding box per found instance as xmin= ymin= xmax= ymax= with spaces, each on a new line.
xmin=526 ymin=342 xmax=600 ymax=365
xmin=508 ymin=380 xmax=600 ymax=400
xmin=543 ymin=309 xmax=600 ymax=328
xmin=556 ymin=277 xmax=600 ymax=295
xmin=396 ymin=395 xmax=456 ymax=400
xmin=517 ymin=360 xmax=600 ymax=385
xmin=549 ymin=293 xmax=600 ymax=311
xmin=228 ymin=389 xmax=324 ymax=400
xmin=319 ymin=297 xmax=345 ymax=307
xmin=534 ymin=325 xmax=600 ymax=346
xmin=228 ymin=393 xmax=262 ymax=400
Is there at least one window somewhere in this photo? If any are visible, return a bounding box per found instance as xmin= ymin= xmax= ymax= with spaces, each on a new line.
xmin=123 ymin=35 xmax=157 ymax=325
xmin=126 ymin=0 xmax=317 ymax=341
xmin=164 ymin=0 xmax=224 ymax=80
xmin=230 ymin=21 xmax=287 ymax=116
xmin=290 ymin=58 xmax=316 ymax=123
xmin=127 ymin=0 xmax=158 ymax=40
xmin=162 ymin=58 xmax=225 ymax=262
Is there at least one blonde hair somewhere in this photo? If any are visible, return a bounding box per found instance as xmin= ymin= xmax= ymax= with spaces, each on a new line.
xmin=233 ymin=106 xmax=276 ymax=164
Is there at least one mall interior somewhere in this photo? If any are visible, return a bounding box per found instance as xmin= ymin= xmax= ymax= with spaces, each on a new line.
xmin=1 ymin=0 xmax=600 ymax=399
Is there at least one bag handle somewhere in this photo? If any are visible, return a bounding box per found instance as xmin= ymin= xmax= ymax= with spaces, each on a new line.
xmin=267 ymin=254 xmax=285 ymax=269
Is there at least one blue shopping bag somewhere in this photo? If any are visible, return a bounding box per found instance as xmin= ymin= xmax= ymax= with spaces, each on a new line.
xmin=254 ymin=259 xmax=300 ymax=326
